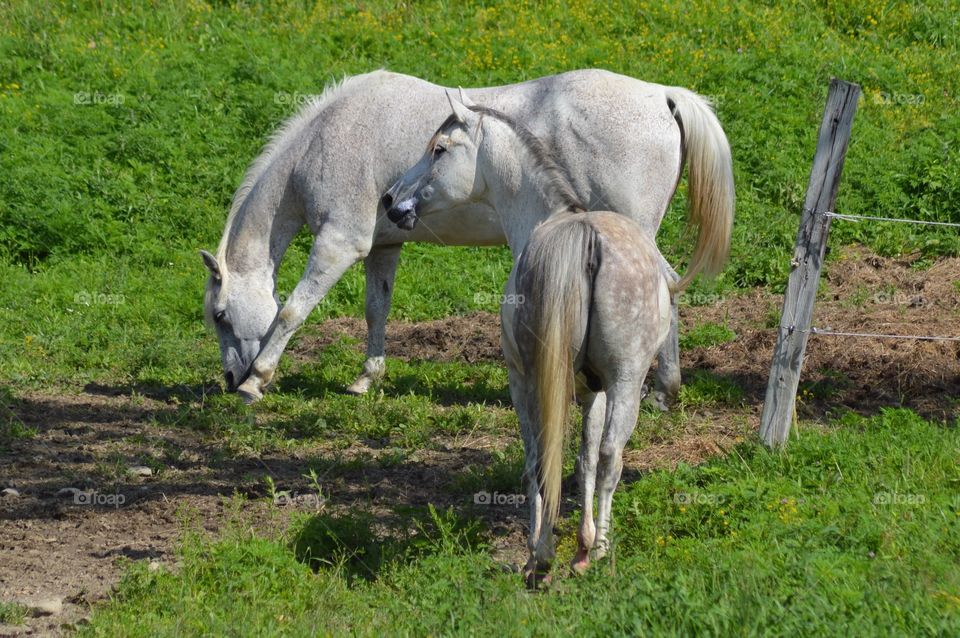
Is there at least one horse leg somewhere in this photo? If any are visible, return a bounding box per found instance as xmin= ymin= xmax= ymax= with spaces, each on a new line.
xmin=513 ymin=373 xmax=552 ymax=588
xmin=571 ymin=389 xmax=605 ymax=575
xmin=650 ymin=259 xmax=681 ymax=411
xmin=500 ymin=286 xmax=553 ymax=588
xmin=506 ymin=362 xmax=551 ymax=588
xmin=593 ymin=380 xmax=644 ymax=559
xmin=346 ymin=244 xmax=402 ymax=395
xmin=237 ymin=232 xmax=366 ymax=402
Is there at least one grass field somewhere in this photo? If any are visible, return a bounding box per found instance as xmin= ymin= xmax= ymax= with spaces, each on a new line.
xmin=79 ymin=410 xmax=960 ymax=637
xmin=1 ymin=0 xmax=958 ymax=635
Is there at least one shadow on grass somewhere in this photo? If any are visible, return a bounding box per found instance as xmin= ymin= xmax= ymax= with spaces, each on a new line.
xmin=290 ymin=506 xmax=486 ymax=584
xmin=275 ymin=370 xmax=510 ymax=407
xmin=83 ymin=381 xmax=224 ymax=403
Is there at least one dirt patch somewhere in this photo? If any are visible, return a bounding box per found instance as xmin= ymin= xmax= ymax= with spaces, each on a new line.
xmin=2 ymin=246 xmax=958 ymax=634
xmin=292 ymin=312 xmax=503 ymax=364
xmin=683 ymin=245 xmax=960 ymax=421
xmin=298 ymin=245 xmax=960 ymax=421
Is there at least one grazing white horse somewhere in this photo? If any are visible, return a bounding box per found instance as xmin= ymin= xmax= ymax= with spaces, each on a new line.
xmin=201 ymin=70 xmax=733 ymax=408
xmin=383 ymin=95 xmax=715 ymax=585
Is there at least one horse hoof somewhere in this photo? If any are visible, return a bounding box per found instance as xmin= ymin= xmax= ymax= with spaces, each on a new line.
xmin=644 ymin=390 xmax=670 ymax=412
xmin=345 ymin=375 xmax=372 ymax=395
xmin=523 ymin=563 xmax=552 ymax=590
xmin=590 ymin=540 xmax=609 ymax=561
xmin=237 ymin=382 xmax=263 ymax=404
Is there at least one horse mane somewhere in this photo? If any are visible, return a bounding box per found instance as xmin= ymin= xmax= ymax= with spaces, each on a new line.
xmin=214 ymin=72 xmax=374 ymax=262
xmin=466 ymin=105 xmax=586 ymax=214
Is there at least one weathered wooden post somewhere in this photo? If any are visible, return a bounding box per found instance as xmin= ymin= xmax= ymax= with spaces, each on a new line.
xmin=759 ymin=79 xmax=860 ymax=448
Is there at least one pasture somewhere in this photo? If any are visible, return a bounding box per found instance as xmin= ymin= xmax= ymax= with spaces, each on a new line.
xmin=1 ymin=1 xmax=958 ymax=635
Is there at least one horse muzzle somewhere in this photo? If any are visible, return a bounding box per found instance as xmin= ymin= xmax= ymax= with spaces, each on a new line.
xmin=385 ymin=197 xmax=419 ymax=230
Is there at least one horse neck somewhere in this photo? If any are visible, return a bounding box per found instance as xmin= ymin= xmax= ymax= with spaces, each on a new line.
xmin=219 ymin=175 xmax=303 ymax=286
xmin=479 ymin=123 xmax=569 ymax=258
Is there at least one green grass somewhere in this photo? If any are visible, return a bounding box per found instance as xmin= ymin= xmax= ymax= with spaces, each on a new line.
xmin=679 ymin=321 xmax=737 ymax=350
xmin=1 ymin=0 xmax=959 ymax=389
xmin=678 ymin=370 xmax=746 ymax=409
xmin=2 ymin=1 xmax=959 ymax=634
xmin=80 ymin=409 xmax=960 ymax=636
xmin=0 ymin=601 xmax=28 ymax=625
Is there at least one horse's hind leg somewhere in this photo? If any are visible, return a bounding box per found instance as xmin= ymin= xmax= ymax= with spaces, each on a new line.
xmin=593 ymin=380 xmax=644 ymax=559
xmin=650 ymin=259 xmax=681 ymax=411
xmin=508 ymin=366 xmax=552 ymax=588
xmin=238 ymin=230 xmax=367 ymax=401
xmin=572 ymin=389 xmax=605 ymax=575
xmin=346 ymin=244 xmax=402 ymax=394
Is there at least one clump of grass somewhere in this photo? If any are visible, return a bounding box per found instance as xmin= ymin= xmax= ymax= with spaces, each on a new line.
xmin=679 ymin=321 xmax=737 ymax=349
xmin=678 ymin=370 xmax=745 ymax=408
xmin=0 ymin=601 xmax=28 ymax=625
xmin=0 ymin=387 xmax=37 ymax=451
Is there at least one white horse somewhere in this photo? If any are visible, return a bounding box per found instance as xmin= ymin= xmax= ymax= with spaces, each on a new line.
xmin=383 ymin=95 xmax=710 ymax=585
xmin=201 ymin=70 xmax=733 ymax=408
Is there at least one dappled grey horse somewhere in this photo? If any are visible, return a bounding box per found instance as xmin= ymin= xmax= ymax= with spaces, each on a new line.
xmin=383 ymin=95 xmax=717 ymax=585
xmin=201 ymin=70 xmax=733 ymax=408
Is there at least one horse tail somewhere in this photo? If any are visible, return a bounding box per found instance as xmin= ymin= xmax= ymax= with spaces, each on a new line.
xmin=664 ymin=88 xmax=735 ymax=291
xmin=522 ymin=214 xmax=595 ymax=536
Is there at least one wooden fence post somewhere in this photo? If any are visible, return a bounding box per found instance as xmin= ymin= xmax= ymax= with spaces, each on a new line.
xmin=759 ymin=79 xmax=861 ymax=448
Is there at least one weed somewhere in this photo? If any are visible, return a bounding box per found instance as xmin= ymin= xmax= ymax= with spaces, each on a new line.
xmin=0 ymin=601 xmax=28 ymax=625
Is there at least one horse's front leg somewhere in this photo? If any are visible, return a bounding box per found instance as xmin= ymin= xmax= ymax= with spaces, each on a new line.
xmin=238 ymin=231 xmax=366 ymax=402
xmin=650 ymin=260 xmax=681 ymax=411
xmin=346 ymin=243 xmax=402 ymax=394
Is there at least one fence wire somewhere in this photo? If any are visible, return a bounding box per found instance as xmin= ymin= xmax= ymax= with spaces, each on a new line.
xmin=800 ymin=210 xmax=960 ymax=342
xmin=821 ymin=211 xmax=960 ymax=228
xmin=807 ymin=327 xmax=960 ymax=342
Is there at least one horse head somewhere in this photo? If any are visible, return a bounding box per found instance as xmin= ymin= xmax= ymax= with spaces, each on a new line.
xmin=381 ymin=91 xmax=486 ymax=230
xmin=201 ymin=250 xmax=279 ymax=391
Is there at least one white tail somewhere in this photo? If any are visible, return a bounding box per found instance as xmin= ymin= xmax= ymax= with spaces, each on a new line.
xmin=521 ymin=214 xmax=596 ymax=536
xmin=665 ymin=88 xmax=735 ymax=289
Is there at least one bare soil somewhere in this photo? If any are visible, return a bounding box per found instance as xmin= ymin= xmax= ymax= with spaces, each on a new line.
xmin=2 ymin=246 xmax=958 ymax=635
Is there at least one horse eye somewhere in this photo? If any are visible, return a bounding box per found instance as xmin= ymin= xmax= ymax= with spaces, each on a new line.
xmin=215 ymin=310 xmax=226 ymax=323
xmin=433 ymin=144 xmax=446 ymax=157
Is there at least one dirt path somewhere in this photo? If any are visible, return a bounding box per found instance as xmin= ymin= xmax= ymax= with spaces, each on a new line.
xmin=1 ymin=246 xmax=957 ymax=635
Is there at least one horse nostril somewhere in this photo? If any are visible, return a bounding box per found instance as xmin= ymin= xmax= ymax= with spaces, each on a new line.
xmin=225 ymin=371 xmax=235 ymax=390
xmin=381 ymin=193 xmax=394 ymax=211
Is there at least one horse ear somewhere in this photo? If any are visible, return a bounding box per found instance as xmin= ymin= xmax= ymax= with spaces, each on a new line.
xmin=446 ymin=89 xmax=471 ymax=124
xmin=457 ymin=87 xmax=477 ymax=108
xmin=200 ymin=250 xmax=221 ymax=280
